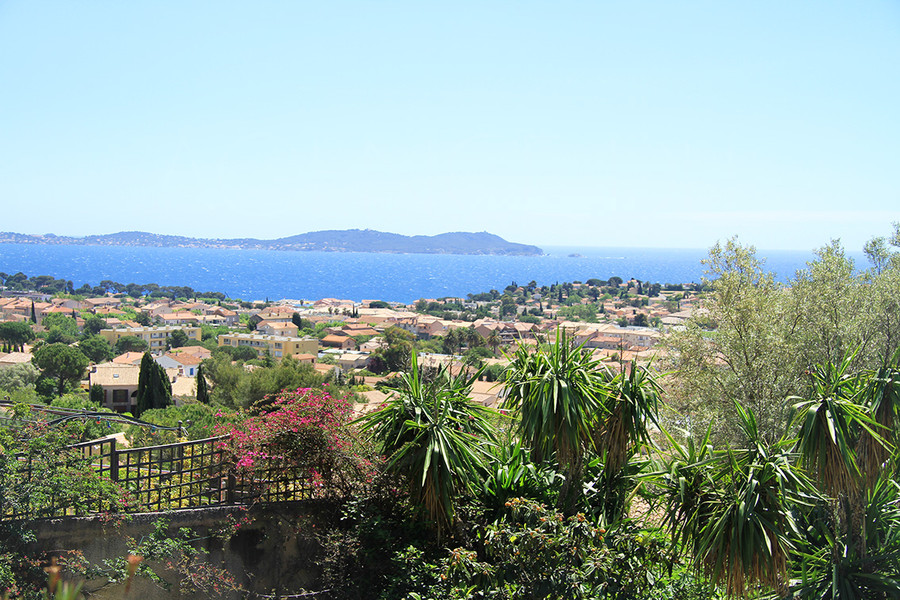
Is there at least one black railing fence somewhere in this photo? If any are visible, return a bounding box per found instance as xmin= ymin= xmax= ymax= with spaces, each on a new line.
xmin=1 ymin=436 xmax=321 ymax=521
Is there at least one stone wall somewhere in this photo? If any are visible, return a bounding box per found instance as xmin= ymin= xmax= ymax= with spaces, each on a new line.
xmin=26 ymin=501 xmax=337 ymax=599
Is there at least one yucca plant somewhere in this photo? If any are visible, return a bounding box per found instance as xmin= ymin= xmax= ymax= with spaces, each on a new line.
xmin=657 ymin=403 xmax=806 ymax=598
xmin=595 ymin=359 xmax=662 ymax=474
xmin=792 ymin=351 xmax=893 ymax=568
xmin=503 ymin=328 xmax=610 ymax=513
xmin=856 ymin=357 xmax=900 ymax=489
xmin=792 ymin=476 xmax=900 ymax=599
xmin=652 ymin=425 xmax=717 ymax=555
xmin=356 ymin=351 xmax=496 ymax=536
xmin=480 ymin=440 xmax=563 ymax=516
xmin=792 ymin=353 xmax=877 ymax=499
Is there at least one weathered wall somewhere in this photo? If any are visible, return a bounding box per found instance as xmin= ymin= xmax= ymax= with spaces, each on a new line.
xmin=26 ymin=501 xmax=337 ymax=599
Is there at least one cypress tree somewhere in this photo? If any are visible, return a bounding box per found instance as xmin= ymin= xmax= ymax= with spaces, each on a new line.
xmin=196 ymin=364 xmax=210 ymax=404
xmin=90 ymin=383 xmax=105 ymax=405
xmin=30 ymin=301 xmax=37 ymax=324
xmin=136 ymin=352 xmax=172 ymax=417
xmin=136 ymin=353 xmax=153 ymax=417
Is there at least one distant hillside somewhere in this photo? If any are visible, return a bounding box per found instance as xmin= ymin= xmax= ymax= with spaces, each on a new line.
xmin=0 ymin=229 xmax=543 ymax=256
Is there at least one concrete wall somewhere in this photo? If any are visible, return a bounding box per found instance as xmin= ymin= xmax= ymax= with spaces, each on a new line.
xmin=26 ymin=502 xmax=335 ymax=599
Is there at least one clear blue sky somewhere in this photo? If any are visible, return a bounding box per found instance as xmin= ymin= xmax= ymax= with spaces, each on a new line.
xmin=1 ymin=1 xmax=898 ymax=251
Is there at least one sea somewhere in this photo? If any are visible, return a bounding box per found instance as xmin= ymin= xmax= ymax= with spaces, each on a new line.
xmin=0 ymin=243 xmax=859 ymax=304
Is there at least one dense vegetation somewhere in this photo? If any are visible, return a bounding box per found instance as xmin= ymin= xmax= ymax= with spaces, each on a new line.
xmin=2 ymin=225 xmax=900 ymax=599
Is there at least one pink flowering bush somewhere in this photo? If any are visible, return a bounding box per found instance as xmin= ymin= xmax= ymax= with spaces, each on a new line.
xmin=216 ymin=386 xmax=375 ymax=498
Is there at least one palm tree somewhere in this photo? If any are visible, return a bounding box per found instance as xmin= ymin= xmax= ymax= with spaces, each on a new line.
xmin=792 ymin=353 xmax=872 ymax=498
xmin=486 ymin=329 xmax=502 ymax=356
xmin=356 ymin=351 xmax=495 ymax=536
xmin=856 ymin=356 xmax=900 ymax=489
xmin=596 ymin=359 xmax=662 ymax=474
xmin=792 ymin=351 xmax=890 ymax=564
xmin=658 ymin=403 xmax=805 ymax=598
xmin=590 ymin=359 xmax=662 ymax=522
xmin=503 ymin=328 xmax=609 ymax=512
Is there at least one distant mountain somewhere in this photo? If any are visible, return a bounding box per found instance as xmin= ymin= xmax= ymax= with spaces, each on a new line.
xmin=0 ymin=229 xmax=544 ymax=256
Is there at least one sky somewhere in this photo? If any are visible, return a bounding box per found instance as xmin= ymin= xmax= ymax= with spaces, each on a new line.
xmin=1 ymin=2 xmax=898 ymax=251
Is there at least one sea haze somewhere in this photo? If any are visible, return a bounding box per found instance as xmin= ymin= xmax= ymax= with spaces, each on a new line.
xmin=0 ymin=243 xmax=845 ymax=304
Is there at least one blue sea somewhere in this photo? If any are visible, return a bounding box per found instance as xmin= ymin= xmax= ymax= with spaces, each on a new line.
xmin=0 ymin=243 xmax=855 ymax=304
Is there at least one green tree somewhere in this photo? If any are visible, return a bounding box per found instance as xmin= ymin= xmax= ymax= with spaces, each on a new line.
xmin=0 ymin=362 xmax=40 ymax=392
xmin=441 ymin=328 xmax=461 ymax=355
xmin=135 ymin=352 xmax=172 ymax=417
xmin=32 ymin=343 xmax=89 ymax=397
xmin=377 ymin=326 xmax=416 ymax=373
xmin=0 ymin=321 xmax=35 ymax=352
xmin=169 ymin=329 xmax=189 ymax=348
xmin=659 ymin=404 xmax=804 ymax=598
xmin=486 ymin=329 xmax=502 ymax=356
xmin=78 ymin=335 xmax=115 ymax=364
xmin=89 ymin=383 xmax=105 ymax=405
xmin=357 ymin=352 xmax=496 ymax=535
xmin=41 ymin=312 xmax=79 ymax=338
xmin=195 ymin=363 xmax=210 ymax=404
xmin=81 ymin=314 xmax=108 ymax=337
xmin=115 ymin=335 xmax=149 ymax=354
xmin=504 ymin=329 xmax=609 ymax=513
xmin=665 ymin=239 xmax=799 ymax=444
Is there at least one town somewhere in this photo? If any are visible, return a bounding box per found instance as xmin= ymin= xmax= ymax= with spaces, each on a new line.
xmin=0 ymin=273 xmax=699 ymax=414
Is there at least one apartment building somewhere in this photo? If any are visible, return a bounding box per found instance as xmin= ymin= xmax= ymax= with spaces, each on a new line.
xmin=99 ymin=326 xmax=201 ymax=350
xmin=217 ymin=333 xmax=318 ymax=360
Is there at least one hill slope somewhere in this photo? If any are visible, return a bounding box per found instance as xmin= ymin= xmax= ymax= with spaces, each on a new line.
xmin=0 ymin=229 xmax=543 ymax=256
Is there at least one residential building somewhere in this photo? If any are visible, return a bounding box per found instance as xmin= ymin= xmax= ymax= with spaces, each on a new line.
xmin=217 ymin=333 xmax=318 ymax=360
xmin=321 ymin=334 xmax=356 ymax=351
xmin=99 ymin=326 xmax=201 ymax=351
xmin=257 ymin=320 xmax=299 ymax=337
xmin=88 ymin=363 xmax=140 ymax=413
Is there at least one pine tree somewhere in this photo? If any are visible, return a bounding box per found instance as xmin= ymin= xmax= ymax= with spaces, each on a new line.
xmin=195 ymin=364 xmax=210 ymax=404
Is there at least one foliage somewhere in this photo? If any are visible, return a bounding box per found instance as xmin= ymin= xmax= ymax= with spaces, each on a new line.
xmin=217 ymin=386 xmax=374 ymax=498
xmin=77 ymin=335 xmax=114 ymax=363
xmin=49 ymin=392 xmax=126 ymax=441
xmin=372 ymin=326 xmax=416 ymax=373
xmin=114 ymin=517 xmax=244 ymax=597
xmin=503 ymin=329 xmax=609 ymax=512
xmin=40 ymin=314 xmax=79 ymax=345
xmin=81 ymin=314 xmax=108 ymax=336
xmin=114 ymin=335 xmax=149 ymax=354
xmin=135 ymin=352 xmax=172 ymax=417
xmin=168 ymin=328 xmax=189 ymax=348
xmin=408 ymin=499 xmax=703 ymax=600
xmin=205 ymin=355 xmax=329 ymax=409
xmin=31 ymin=343 xmax=89 ymax=397
xmin=195 ymin=363 xmax=210 ymax=404
xmin=0 ymin=363 xmax=40 ymax=393
xmin=357 ymin=352 xmax=496 ymax=535
xmin=656 ymin=403 xmax=807 ymax=598
xmin=127 ymin=401 xmax=236 ymax=446
xmin=0 ymin=415 xmax=130 ymax=522
xmin=0 ymin=322 xmax=35 ymax=352
xmin=666 ymin=233 xmax=900 ymax=446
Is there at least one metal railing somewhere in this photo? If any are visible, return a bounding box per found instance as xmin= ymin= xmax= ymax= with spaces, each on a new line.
xmin=1 ymin=435 xmax=321 ymax=521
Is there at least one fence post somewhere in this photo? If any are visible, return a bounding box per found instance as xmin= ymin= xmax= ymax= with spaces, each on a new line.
xmin=109 ymin=438 xmax=119 ymax=482
xmin=226 ymin=472 xmax=236 ymax=504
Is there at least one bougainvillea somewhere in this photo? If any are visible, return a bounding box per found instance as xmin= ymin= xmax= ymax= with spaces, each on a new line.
xmin=216 ymin=386 xmax=375 ymax=498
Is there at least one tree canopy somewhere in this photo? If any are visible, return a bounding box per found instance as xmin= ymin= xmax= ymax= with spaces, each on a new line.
xmin=32 ymin=343 xmax=89 ymax=397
